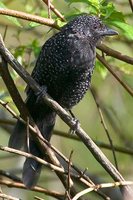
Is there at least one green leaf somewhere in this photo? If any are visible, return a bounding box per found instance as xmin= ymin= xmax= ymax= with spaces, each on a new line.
xmin=29 ymin=22 xmax=40 ymax=28
xmin=0 ymin=2 xmax=22 ymax=27
xmin=56 ymin=18 xmax=66 ymax=28
xmin=101 ymin=3 xmax=115 ymax=18
xmin=110 ymin=21 xmax=133 ymax=40
xmin=116 ymin=63 xmax=133 ymax=75
xmin=29 ymin=39 xmax=41 ymax=57
xmin=65 ymin=0 xmax=90 ymax=4
xmin=14 ymin=46 xmax=26 ymax=58
xmin=106 ymin=11 xmax=125 ymax=22
xmin=65 ymin=0 xmax=100 ymax=13
xmin=96 ymin=60 xmax=108 ymax=79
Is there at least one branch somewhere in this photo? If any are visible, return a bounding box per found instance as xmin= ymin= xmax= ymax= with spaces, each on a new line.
xmin=128 ymin=0 xmax=133 ymax=12
xmin=91 ymin=87 xmax=118 ymax=170
xmin=96 ymin=53 xmax=133 ymax=97
xmin=0 ymin=169 xmax=21 ymax=182
xmin=0 ymin=146 xmax=65 ymax=173
xmin=0 ymin=180 xmax=64 ymax=200
xmin=0 ymin=35 xmax=133 ymax=198
xmin=97 ymin=44 xmax=133 ymax=65
xmin=72 ymin=181 xmax=133 ymax=200
xmin=42 ymin=0 xmax=65 ymax=21
xmin=54 ymin=130 xmax=133 ymax=156
xmin=0 ymin=8 xmax=59 ymax=29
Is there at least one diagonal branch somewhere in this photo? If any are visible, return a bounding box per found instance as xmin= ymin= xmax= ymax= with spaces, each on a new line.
xmin=91 ymin=87 xmax=119 ymax=170
xmin=42 ymin=0 xmax=65 ymax=21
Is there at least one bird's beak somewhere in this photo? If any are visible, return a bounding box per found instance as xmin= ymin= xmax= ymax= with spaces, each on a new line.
xmin=100 ymin=28 xmax=118 ymax=36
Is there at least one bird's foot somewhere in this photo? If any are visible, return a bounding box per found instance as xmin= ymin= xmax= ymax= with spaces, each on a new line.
xmin=36 ymin=85 xmax=47 ymax=104
xmin=68 ymin=118 xmax=80 ymax=135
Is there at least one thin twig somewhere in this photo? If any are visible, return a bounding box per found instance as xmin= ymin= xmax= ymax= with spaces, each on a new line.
xmin=42 ymin=0 xmax=65 ymax=21
xmin=0 ymin=119 xmax=15 ymax=125
xmin=47 ymin=0 xmax=51 ymax=18
xmin=0 ymin=169 xmax=21 ymax=182
xmin=0 ymin=145 xmax=65 ymax=173
xmin=3 ymin=25 xmax=8 ymax=41
xmin=34 ymin=196 xmax=45 ymax=200
xmin=53 ymin=130 xmax=133 ymax=155
xmin=67 ymin=151 xmax=74 ymax=198
xmin=91 ymin=87 xmax=119 ymax=170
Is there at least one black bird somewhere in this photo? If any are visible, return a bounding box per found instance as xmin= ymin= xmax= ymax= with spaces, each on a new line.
xmin=9 ymin=14 xmax=118 ymax=188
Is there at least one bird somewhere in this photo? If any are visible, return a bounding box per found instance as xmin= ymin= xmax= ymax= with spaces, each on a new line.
xmin=8 ymin=14 xmax=118 ymax=188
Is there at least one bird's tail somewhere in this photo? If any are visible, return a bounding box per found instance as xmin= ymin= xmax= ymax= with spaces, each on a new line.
xmin=8 ymin=119 xmax=27 ymax=150
xmin=22 ymin=111 xmax=56 ymax=188
xmin=9 ymin=102 xmax=56 ymax=188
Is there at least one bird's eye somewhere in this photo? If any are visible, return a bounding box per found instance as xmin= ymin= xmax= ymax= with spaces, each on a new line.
xmin=93 ymin=23 xmax=98 ymax=29
xmin=93 ymin=19 xmax=103 ymax=30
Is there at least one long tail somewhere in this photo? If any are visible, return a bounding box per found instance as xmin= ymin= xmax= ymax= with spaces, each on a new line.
xmin=22 ymin=110 xmax=56 ymax=188
xmin=8 ymin=92 xmax=56 ymax=188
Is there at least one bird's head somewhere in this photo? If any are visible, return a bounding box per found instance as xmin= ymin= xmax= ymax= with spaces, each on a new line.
xmin=63 ymin=14 xmax=118 ymax=45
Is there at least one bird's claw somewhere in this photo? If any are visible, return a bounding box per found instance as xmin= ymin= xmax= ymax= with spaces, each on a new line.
xmin=68 ymin=118 xmax=80 ymax=135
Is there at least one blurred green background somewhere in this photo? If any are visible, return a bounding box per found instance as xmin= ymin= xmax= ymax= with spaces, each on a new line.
xmin=0 ymin=0 xmax=133 ymax=199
